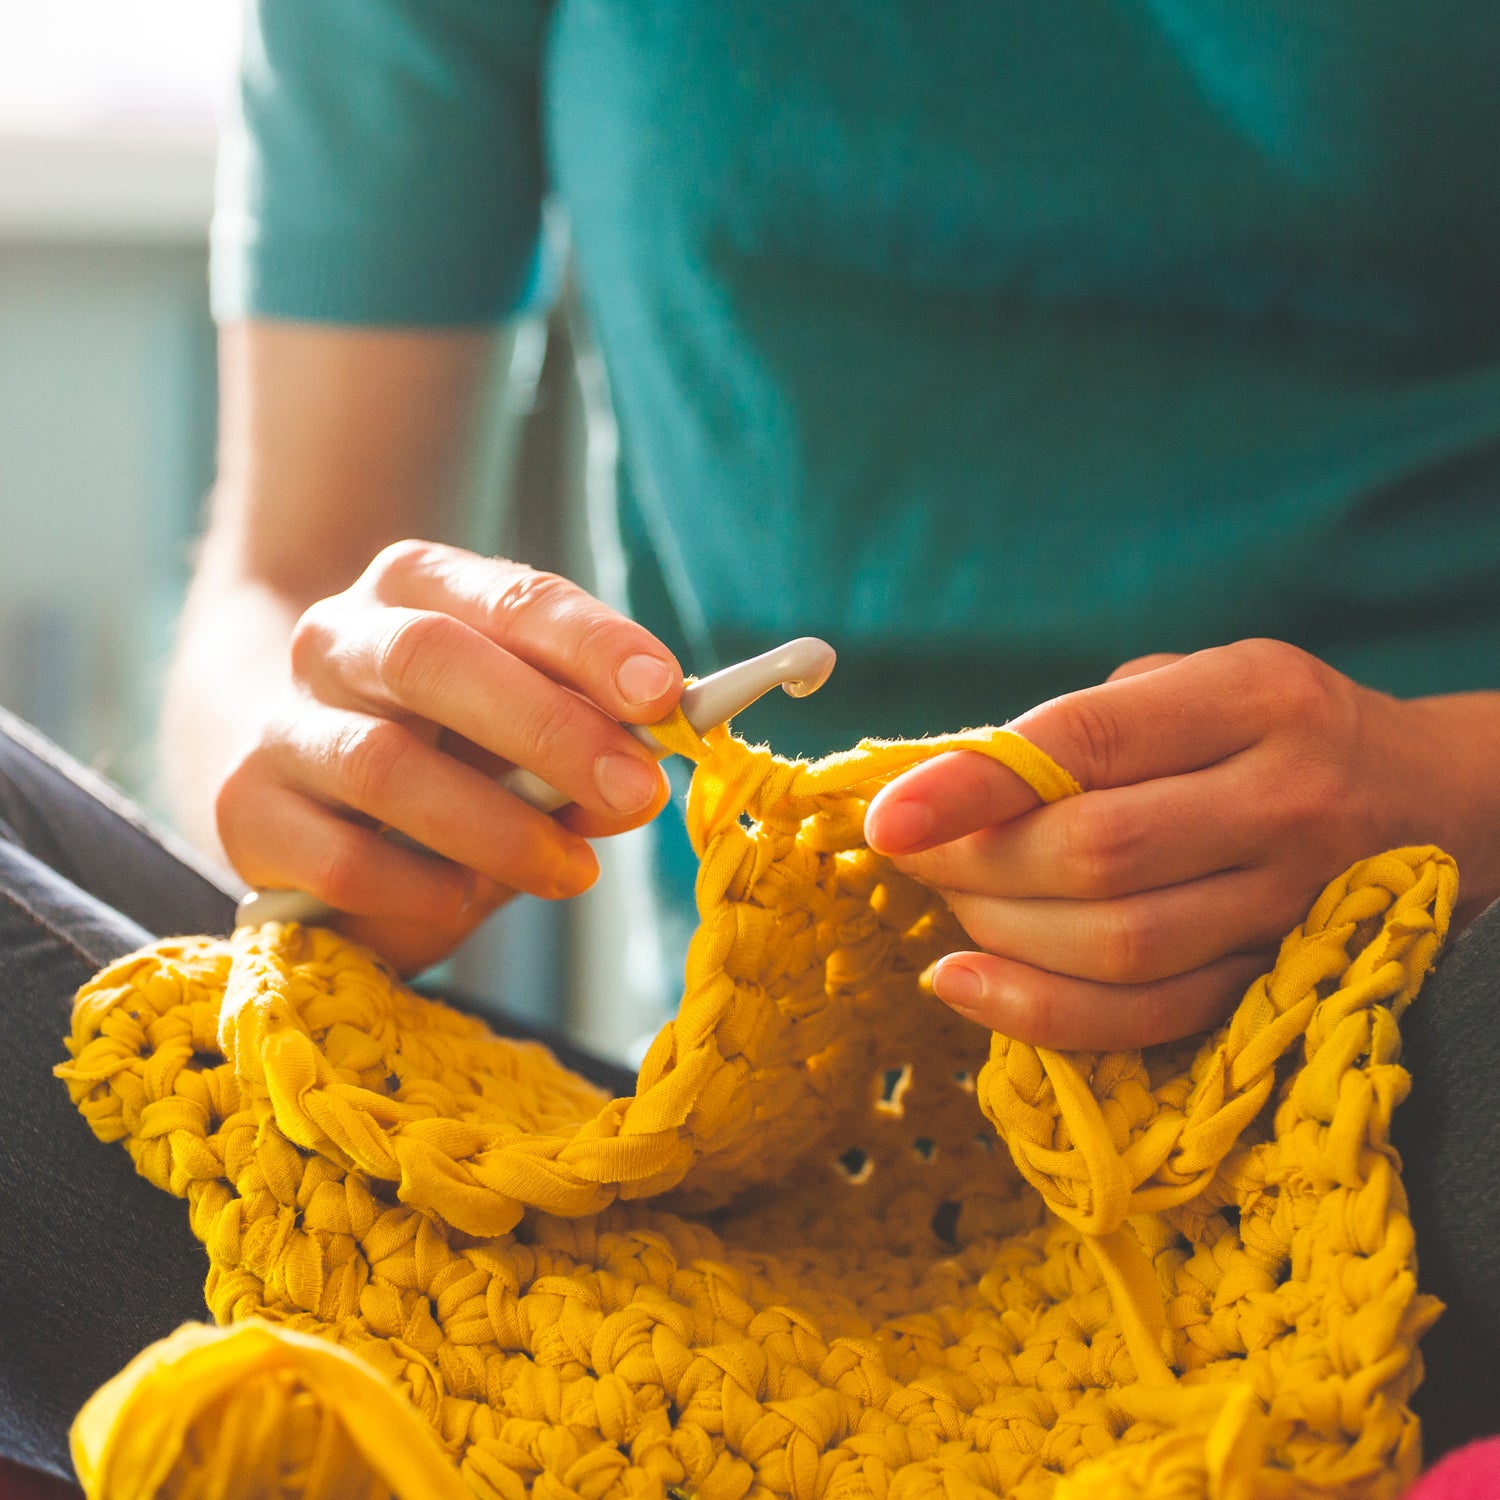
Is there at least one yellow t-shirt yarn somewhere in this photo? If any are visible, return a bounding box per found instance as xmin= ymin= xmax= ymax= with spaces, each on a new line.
xmin=55 ymin=715 xmax=1455 ymax=1500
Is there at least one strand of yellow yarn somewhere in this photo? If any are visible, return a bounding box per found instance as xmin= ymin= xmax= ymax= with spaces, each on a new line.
xmin=56 ymin=714 xmax=1454 ymax=1500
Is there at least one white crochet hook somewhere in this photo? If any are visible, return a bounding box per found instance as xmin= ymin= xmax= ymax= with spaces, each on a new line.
xmin=234 ymin=636 xmax=836 ymax=928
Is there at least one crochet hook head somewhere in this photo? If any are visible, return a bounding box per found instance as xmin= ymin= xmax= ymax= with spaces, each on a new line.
xmin=675 ymin=635 xmax=838 ymax=726
xmin=235 ymin=637 xmax=836 ymax=929
xmin=483 ymin=637 xmax=836 ymax=812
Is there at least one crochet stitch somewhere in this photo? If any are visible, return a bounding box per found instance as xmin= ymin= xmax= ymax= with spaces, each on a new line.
xmin=56 ymin=715 xmax=1454 ymax=1499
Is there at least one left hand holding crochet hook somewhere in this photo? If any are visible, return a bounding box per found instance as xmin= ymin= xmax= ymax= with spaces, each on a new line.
xmin=867 ymin=637 xmax=1500 ymax=1051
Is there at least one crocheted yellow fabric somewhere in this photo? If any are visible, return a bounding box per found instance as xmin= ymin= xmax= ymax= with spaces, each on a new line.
xmin=56 ymin=716 xmax=1455 ymax=1500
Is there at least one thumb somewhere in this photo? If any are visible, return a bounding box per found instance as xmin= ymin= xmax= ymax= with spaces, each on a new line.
xmin=1011 ymin=647 xmax=1258 ymax=792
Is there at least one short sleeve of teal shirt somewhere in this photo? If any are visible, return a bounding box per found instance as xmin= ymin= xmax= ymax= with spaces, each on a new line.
xmin=212 ymin=0 xmax=552 ymax=325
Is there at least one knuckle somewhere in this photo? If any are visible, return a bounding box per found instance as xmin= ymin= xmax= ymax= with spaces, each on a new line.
xmin=567 ymin=609 xmax=627 ymax=677
xmin=338 ymin=719 xmax=413 ymax=809
xmin=1273 ymin=648 xmax=1328 ymax=715
xmin=305 ymin=835 xmax=368 ymax=910
xmin=365 ymin=538 xmax=437 ymax=590
xmin=1222 ymin=639 xmax=1362 ymax=834
xmin=1062 ymin=804 xmax=1135 ymax=896
xmin=515 ymin=688 xmax=586 ymax=770
xmin=1235 ymin=638 xmax=1330 ymax=718
xmin=1062 ymin=692 xmax=1125 ymax=786
xmin=1093 ymin=905 xmax=1153 ymax=984
xmin=287 ymin=601 xmax=338 ymax=683
xmin=483 ymin=565 xmax=574 ymax=631
xmin=374 ymin=611 xmax=454 ymax=702
xmin=1223 ymin=636 xmax=1278 ymax=671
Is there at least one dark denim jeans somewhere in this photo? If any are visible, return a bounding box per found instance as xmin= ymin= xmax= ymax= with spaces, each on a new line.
xmin=0 ymin=706 xmax=1495 ymax=1480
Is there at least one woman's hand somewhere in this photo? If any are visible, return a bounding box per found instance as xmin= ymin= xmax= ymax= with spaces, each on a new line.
xmin=866 ymin=639 xmax=1500 ymax=1051
xmin=216 ymin=539 xmax=682 ymax=973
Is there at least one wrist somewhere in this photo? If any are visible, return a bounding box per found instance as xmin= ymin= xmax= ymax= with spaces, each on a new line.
xmin=1386 ymin=691 xmax=1500 ymax=926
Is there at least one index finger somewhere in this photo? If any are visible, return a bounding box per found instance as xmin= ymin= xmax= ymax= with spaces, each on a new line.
xmin=867 ymin=646 xmax=1268 ymax=854
xmin=1012 ymin=646 xmax=1266 ymax=792
xmin=362 ymin=541 xmax=683 ymax=722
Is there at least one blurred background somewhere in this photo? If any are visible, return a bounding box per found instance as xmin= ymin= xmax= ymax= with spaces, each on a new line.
xmin=0 ymin=0 xmax=670 ymax=1061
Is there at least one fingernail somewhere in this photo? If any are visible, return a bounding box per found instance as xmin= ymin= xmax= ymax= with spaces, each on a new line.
xmin=555 ymin=846 xmax=598 ymax=899
xmin=595 ymin=752 xmax=661 ymax=814
xmin=616 ymin=653 xmax=675 ymax=708
xmin=934 ymin=962 xmax=984 ymax=1013
xmin=870 ymin=798 xmax=934 ymax=853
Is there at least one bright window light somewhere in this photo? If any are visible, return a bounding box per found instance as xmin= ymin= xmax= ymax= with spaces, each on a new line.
xmin=0 ymin=0 xmax=236 ymax=137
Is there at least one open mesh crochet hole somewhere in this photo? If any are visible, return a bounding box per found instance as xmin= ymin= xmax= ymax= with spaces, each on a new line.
xmin=931 ymin=1200 xmax=961 ymax=1246
xmin=953 ymin=1069 xmax=975 ymax=1093
xmin=912 ymin=1137 xmax=936 ymax=1161
xmin=836 ymin=1147 xmax=873 ymax=1184
xmin=876 ymin=1065 xmax=912 ymax=1116
xmin=972 ymin=1132 xmax=994 ymax=1153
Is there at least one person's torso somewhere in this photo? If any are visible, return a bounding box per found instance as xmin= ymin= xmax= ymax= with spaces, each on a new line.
xmin=546 ymin=0 xmax=1500 ymax=747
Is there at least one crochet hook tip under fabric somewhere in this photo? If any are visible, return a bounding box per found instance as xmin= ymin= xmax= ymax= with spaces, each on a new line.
xmin=232 ymin=636 xmax=837 ymax=929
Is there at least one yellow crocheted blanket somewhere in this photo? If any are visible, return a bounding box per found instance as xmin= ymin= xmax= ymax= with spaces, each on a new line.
xmin=56 ymin=717 xmax=1454 ymax=1500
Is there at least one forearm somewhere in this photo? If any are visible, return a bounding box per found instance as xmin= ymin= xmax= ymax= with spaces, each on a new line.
xmin=158 ymin=529 xmax=307 ymax=856
xmin=160 ymin=319 xmax=500 ymax=858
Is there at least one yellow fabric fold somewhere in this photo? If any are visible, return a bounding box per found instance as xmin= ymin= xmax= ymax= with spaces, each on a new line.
xmin=56 ymin=717 xmax=1454 ymax=1499
xmin=71 ymin=1321 xmax=470 ymax=1500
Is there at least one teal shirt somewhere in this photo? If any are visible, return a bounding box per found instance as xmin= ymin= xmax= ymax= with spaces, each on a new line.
xmin=217 ymin=0 xmax=1500 ymax=756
